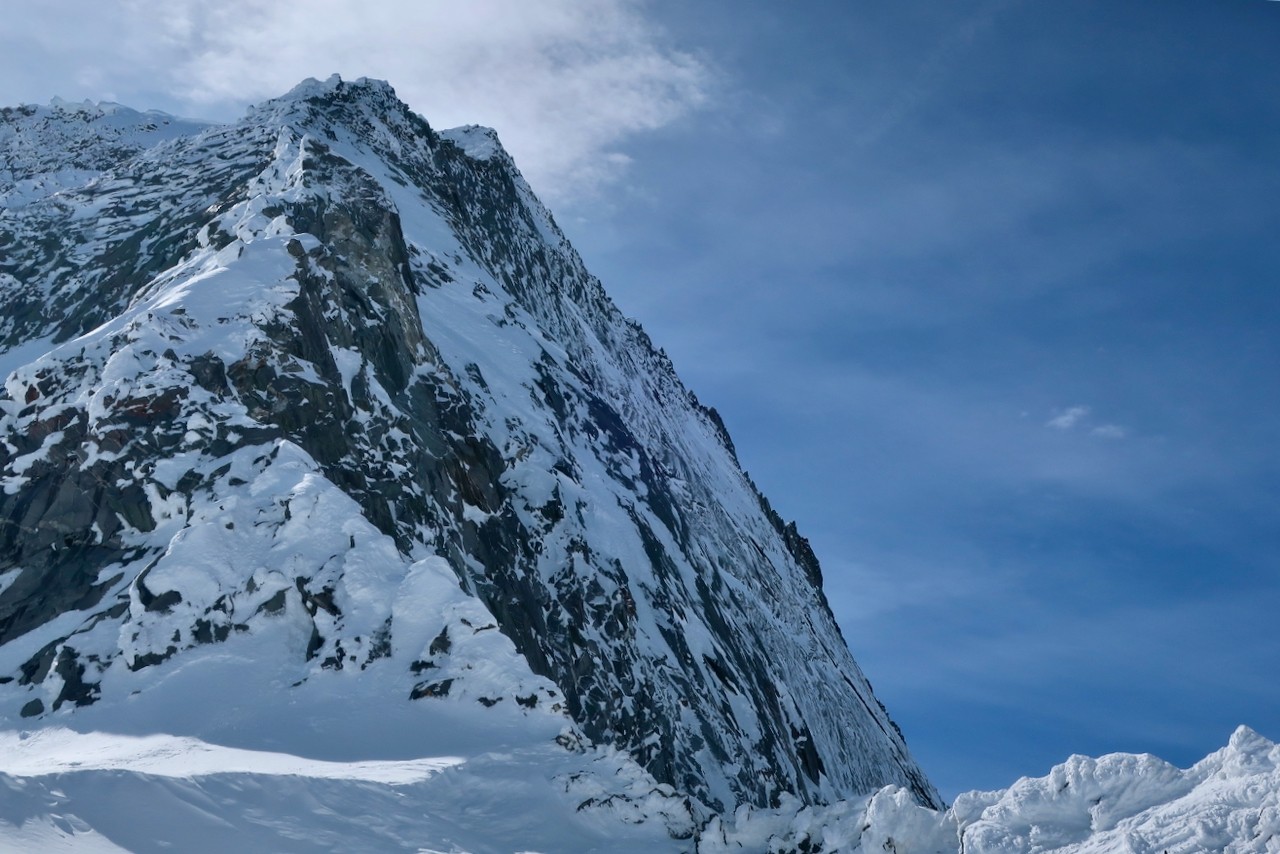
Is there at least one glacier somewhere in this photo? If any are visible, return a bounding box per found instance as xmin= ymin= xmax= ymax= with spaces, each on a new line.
xmin=0 ymin=76 xmax=1274 ymax=851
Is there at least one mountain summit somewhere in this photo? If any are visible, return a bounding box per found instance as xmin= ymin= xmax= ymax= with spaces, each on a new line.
xmin=0 ymin=72 xmax=939 ymax=825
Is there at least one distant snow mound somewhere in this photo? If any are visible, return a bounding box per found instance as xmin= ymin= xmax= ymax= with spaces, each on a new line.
xmin=956 ymin=725 xmax=1280 ymax=853
xmin=694 ymin=726 xmax=1280 ymax=852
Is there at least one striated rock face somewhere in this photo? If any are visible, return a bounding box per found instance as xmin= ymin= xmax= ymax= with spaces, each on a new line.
xmin=0 ymin=76 xmax=940 ymax=812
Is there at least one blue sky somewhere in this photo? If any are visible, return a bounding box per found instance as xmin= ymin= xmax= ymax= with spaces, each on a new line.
xmin=565 ymin=0 xmax=1280 ymax=797
xmin=3 ymin=0 xmax=1278 ymax=800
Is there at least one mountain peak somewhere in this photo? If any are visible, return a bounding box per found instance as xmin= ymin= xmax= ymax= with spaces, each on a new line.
xmin=439 ymin=124 xmax=505 ymax=162
xmin=0 ymin=77 xmax=940 ymax=820
xmin=276 ymin=73 xmax=400 ymax=106
xmin=255 ymin=73 xmax=411 ymax=131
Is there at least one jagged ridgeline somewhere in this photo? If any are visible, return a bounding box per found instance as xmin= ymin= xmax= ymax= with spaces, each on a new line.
xmin=0 ymin=76 xmax=940 ymax=811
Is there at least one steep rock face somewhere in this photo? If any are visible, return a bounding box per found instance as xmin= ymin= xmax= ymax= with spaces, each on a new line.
xmin=0 ymin=76 xmax=940 ymax=812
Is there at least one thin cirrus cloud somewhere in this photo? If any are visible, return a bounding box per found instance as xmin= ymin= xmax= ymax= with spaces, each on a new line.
xmin=1046 ymin=406 xmax=1125 ymax=438
xmin=1046 ymin=405 xmax=1090 ymax=430
xmin=0 ymin=1 xmax=709 ymax=202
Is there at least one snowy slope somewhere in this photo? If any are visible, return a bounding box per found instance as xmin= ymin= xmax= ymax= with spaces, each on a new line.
xmin=0 ymin=99 xmax=208 ymax=205
xmin=3 ymin=725 xmax=1274 ymax=851
xmin=0 ymin=70 xmax=937 ymax=848
xmin=0 ymin=727 xmax=695 ymax=853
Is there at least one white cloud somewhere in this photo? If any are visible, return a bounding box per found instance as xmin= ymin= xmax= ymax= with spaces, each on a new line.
xmin=0 ymin=1 xmax=708 ymax=203
xmin=1045 ymin=406 xmax=1128 ymax=439
xmin=1046 ymin=406 xmax=1090 ymax=430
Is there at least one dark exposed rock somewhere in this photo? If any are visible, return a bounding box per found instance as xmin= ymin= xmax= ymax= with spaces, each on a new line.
xmin=364 ymin=618 xmax=393 ymax=666
xmin=137 ymin=577 xmax=183 ymax=614
xmin=410 ymin=678 xmax=454 ymax=700
xmin=305 ymin=625 xmax=324 ymax=660
xmin=52 ymin=648 xmax=99 ymax=709
xmin=128 ymin=647 xmax=178 ymax=672
xmin=296 ymin=579 xmax=341 ymax=618
xmin=428 ymin=627 xmax=451 ymax=656
xmin=256 ymin=589 xmax=288 ymax=616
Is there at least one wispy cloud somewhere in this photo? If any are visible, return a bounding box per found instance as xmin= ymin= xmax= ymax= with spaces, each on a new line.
xmin=1047 ymin=405 xmax=1090 ymax=430
xmin=0 ymin=1 xmax=709 ymax=201
xmin=1046 ymin=406 xmax=1127 ymax=439
xmin=1049 ymin=404 xmax=1131 ymax=437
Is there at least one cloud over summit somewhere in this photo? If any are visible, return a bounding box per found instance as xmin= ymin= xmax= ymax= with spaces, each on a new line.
xmin=1 ymin=0 xmax=709 ymax=202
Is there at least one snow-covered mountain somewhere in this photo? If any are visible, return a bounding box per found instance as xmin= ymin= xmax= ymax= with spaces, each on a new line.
xmin=0 ymin=73 xmax=939 ymax=844
xmin=2 ymin=75 xmax=1274 ymax=854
